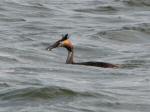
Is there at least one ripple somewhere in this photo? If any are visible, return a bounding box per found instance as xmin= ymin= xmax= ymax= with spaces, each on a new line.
xmin=19 ymin=24 xmax=46 ymax=31
xmin=122 ymin=0 xmax=150 ymax=6
xmin=0 ymin=56 xmax=19 ymax=63
xmin=0 ymin=0 xmax=150 ymax=111
xmin=74 ymin=5 xmax=118 ymax=14
xmin=122 ymin=23 xmax=150 ymax=34
xmin=0 ymin=86 xmax=97 ymax=100
xmin=3 ymin=0 xmax=51 ymax=11
xmin=97 ymin=23 xmax=150 ymax=43
xmin=0 ymin=17 xmax=26 ymax=22
xmin=0 ymin=83 xmax=10 ymax=88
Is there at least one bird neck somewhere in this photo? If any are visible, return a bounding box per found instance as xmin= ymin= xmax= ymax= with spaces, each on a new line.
xmin=66 ymin=48 xmax=74 ymax=64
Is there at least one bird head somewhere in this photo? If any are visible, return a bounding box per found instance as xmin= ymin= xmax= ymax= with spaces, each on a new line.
xmin=46 ymin=34 xmax=73 ymax=51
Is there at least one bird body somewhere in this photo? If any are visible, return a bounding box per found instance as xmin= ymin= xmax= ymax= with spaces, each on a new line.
xmin=46 ymin=34 xmax=119 ymax=68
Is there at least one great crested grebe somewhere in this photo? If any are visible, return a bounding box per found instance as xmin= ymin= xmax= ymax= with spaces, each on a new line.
xmin=46 ymin=34 xmax=119 ymax=68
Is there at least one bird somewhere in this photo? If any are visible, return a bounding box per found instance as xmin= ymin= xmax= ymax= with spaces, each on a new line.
xmin=46 ymin=34 xmax=119 ymax=68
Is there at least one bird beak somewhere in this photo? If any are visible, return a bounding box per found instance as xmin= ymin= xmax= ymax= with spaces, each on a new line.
xmin=46 ymin=34 xmax=69 ymax=51
xmin=46 ymin=41 xmax=61 ymax=51
xmin=46 ymin=46 xmax=53 ymax=51
xmin=46 ymin=40 xmax=65 ymax=51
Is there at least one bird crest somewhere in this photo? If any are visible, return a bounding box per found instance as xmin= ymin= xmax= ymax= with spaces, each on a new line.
xmin=61 ymin=34 xmax=69 ymax=41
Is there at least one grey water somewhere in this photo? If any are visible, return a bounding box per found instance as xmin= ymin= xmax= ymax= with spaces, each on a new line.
xmin=0 ymin=0 xmax=150 ymax=112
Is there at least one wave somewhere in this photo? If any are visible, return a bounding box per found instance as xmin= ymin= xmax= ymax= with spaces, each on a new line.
xmin=3 ymin=0 xmax=51 ymax=11
xmin=0 ymin=56 xmax=19 ymax=63
xmin=122 ymin=23 xmax=150 ymax=34
xmin=119 ymin=59 xmax=148 ymax=69
xmin=74 ymin=5 xmax=118 ymax=14
xmin=0 ymin=83 xmax=10 ymax=88
xmin=0 ymin=86 xmax=98 ymax=100
xmin=0 ymin=17 xmax=25 ymax=23
xmin=96 ymin=23 xmax=150 ymax=43
xmin=122 ymin=0 xmax=150 ymax=6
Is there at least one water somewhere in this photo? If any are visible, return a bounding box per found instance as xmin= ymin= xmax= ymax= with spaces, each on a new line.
xmin=0 ymin=0 xmax=150 ymax=111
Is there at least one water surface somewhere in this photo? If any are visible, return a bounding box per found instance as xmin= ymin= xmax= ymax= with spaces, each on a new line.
xmin=0 ymin=0 xmax=150 ymax=112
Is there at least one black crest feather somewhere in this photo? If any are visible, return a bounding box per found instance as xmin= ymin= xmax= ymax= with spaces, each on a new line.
xmin=61 ymin=34 xmax=69 ymax=41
